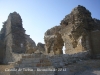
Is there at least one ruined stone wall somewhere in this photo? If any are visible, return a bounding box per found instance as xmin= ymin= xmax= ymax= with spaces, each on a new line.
xmin=34 ymin=42 xmax=45 ymax=54
xmin=0 ymin=12 xmax=36 ymax=63
xmin=90 ymin=31 xmax=100 ymax=57
xmin=60 ymin=5 xmax=93 ymax=54
xmin=25 ymin=35 xmax=36 ymax=54
xmin=44 ymin=26 xmax=64 ymax=55
xmin=9 ymin=51 xmax=91 ymax=75
xmin=10 ymin=12 xmax=26 ymax=53
xmin=0 ymin=41 xmax=5 ymax=63
xmin=10 ymin=52 xmax=89 ymax=75
xmin=10 ymin=53 xmax=55 ymax=75
xmin=44 ymin=5 xmax=100 ymax=56
xmin=1 ymin=12 xmax=27 ymax=63
xmin=0 ymin=24 xmax=6 ymax=63
xmin=49 ymin=51 xmax=89 ymax=68
xmin=3 ymin=14 xmax=14 ymax=63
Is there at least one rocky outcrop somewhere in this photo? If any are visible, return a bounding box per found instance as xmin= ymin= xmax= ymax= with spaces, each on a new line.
xmin=44 ymin=5 xmax=100 ymax=57
xmin=0 ymin=12 xmax=36 ymax=64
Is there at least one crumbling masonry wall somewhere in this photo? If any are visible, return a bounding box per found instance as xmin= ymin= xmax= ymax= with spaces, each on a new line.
xmin=44 ymin=5 xmax=100 ymax=57
xmin=0 ymin=12 xmax=38 ymax=64
xmin=44 ymin=33 xmax=64 ymax=55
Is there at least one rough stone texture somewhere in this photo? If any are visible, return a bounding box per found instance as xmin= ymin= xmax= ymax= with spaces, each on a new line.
xmin=0 ymin=24 xmax=6 ymax=63
xmin=49 ymin=51 xmax=89 ymax=68
xmin=9 ymin=12 xmax=26 ymax=53
xmin=25 ymin=35 xmax=36 ymax=54
xmin=44 ymin=26 xmax=64 ymax=55
xmin=90 ymin=31 xmax=100 ymax=58
xmin=34 ymin=42 xmax=45 ymax=54
xmin=10 ymin=52 xmax=89 ymax=75
xmin=0 ymin=12 xmax=36 ymax=64
xmin=3 ymin=12 xmax=27 ymax=63
xmin=0 ymin=39 xmax=5 ymax=64
xmin=60 ymin=5 xmax=94 ymax=54
xmin=1 ymin=5 xmax=100 ymax=75
xmin=1 ymin=12 xmax=26 ymax=63
xmin=44 ymin=5 xmax=100 ymax=57
xmin=10 ymin=53 xmax=55 ymax=75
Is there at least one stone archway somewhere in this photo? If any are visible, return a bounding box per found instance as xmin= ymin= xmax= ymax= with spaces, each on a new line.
xmin=44 ymin=32 xmax=64 ymax=55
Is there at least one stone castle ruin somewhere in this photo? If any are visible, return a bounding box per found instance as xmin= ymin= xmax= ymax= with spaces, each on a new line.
xmin=0 ymin=12 xmax=36 ymax=64
xmin=0 ymin=5 xmax=100 ymax=75
xmin=44 ymin=5 xmax=100 ymax=58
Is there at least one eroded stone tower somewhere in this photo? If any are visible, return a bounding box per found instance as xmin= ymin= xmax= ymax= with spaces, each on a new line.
xmin=0 ymin=12 xmax=26 ymax=63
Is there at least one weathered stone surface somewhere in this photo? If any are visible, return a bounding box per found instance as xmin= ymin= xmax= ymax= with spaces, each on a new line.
xmin=60 ymin=5 xmax=93 ymax=54
xmin=44 ymin=26 xmax=64 ymax=55
xmin=0 ymin=12 xmax=36 ymax=64
xmin=1 ymin=5 xmax=100 ymax=75
xmin=10 ymin=53 xmax=55 ymax=75
xmin=44 ymin=5 xmax=100 ymax=57
xmin=10 ymin=12 xmax=26 ymax=53
xmin=60 ymin=5 xmax=100 ymax=56
xmin=10 ymin=51 xmax=89 ymax=75
xmin=34 ymin=42 xmax=45 ymax=54
xmin=0 ymin=40 xmax=5 ymax=64
xmin=25 ymin=35 xmax=36 ymax=54
xmin=2 ymin=12 xmax=27 ymax=63
xmin=90 ymin=31 xmax=100 ymax=58
xmin=0 ymin=22 xmax=7 ymax=63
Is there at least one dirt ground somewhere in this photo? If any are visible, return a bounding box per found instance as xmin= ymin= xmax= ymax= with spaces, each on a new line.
xmin=0 ymin=64 xmax=14 ymax=75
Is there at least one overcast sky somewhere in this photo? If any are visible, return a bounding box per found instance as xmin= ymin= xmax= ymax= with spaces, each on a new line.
xmin=0 ymin=0 xmax=100 ymax=45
